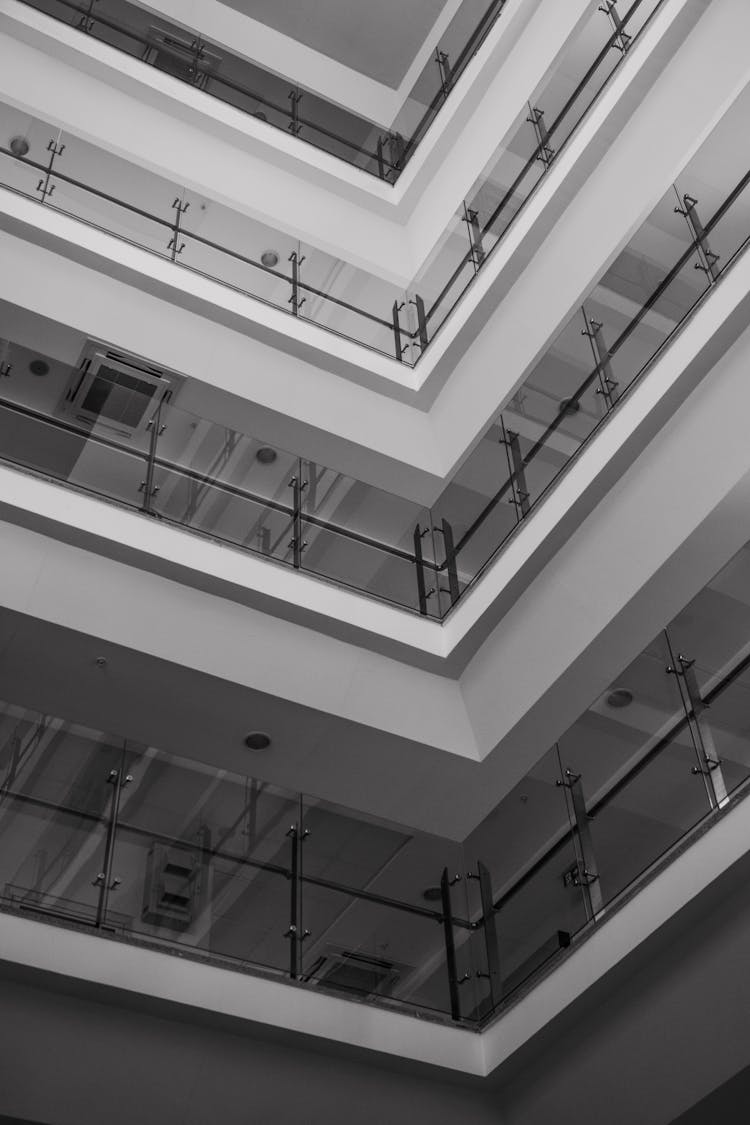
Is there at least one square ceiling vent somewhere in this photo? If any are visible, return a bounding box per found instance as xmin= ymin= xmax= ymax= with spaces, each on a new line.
xmin=59 ymin=341 xmax=184 ymax=439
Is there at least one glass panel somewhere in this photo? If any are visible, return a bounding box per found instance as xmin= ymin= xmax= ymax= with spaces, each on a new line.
xmin=0 ymin=341 xmax=156 ymax=509
xmin=176 ymin=190 xmax=299 ymax=313
xmin=0 ymin=106 xmax=54 ymax=199
xmin=300 ymin=467 xmax=433 ymax=614
xmin=300 ymin=794 xmax=478 ymax=1019
xmin=556 ymin=631 xmax=714 ymax=907
xmin=432 ymin=420 xmax=518 ymax=591
xmin=477 ymin=102 xmax=547 ymax=251
xmin=577 ymin=732 xmax=712 ymax=907
xmin=295 ymin=87 xmax=382 ymax=177
xmin=108 ymin=744 xmax=300 ymax=974
xmin=539 ymin=4 xmax=621 ymax=156
xmin=0 ymin=794 xmax=110 ymax=924
xmin=0 ymin=705 xmax=119 ymax=924
xmin=464 ymin=746 xmax=588 ymax=1007
xmin=298 ymin=240 xmax=400 ymax=358
xmin=412 ymin=211 xmax=477 ymax=343
xmin=697 ymin=675 xmax=750 ymax=799
xmin=45 ymin=128 xmax=173 ymax=256
xmin=152 ymin=403 xmax=297 ymax=563
xmin=667 ymin=547 xmax=750 ymax=695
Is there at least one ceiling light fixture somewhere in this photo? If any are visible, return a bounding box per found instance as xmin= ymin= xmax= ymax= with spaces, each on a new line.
xmin=244 ymin=731 xmax=272 ymax=751
xmin=255 ymin=446 xmax=277 ymax=465
xmin=29 ymin=359 xmax=50 ymax=376
xmin=560 ymin=397 xmax=580 ymax=416
xmin=261 ymin=250 xmax=279 ymax=268
xmin=606 ymin=687 xmax=634 ymax=709
xmin=9 ymin=136 xmax=29 ymax=157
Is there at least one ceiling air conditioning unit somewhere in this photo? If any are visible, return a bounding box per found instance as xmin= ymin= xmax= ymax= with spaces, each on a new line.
xmin=143 ymin=26 xmax=222 ymax=87
xmin=304 ymin=948 xmax=408 ymax=1000
xmin=59 ymin=343 xmax=183 ymax=440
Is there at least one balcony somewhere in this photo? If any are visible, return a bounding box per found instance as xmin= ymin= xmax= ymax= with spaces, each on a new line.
xmin=2 ymin=528 xmax=750 ymax=1030
xmin=0 ymin=0 xmax=667 ymax=366
xmin=16 ymin=0 xmax=511 ymax=183
xmin=0 ymin=78 xmax=748 ymax=619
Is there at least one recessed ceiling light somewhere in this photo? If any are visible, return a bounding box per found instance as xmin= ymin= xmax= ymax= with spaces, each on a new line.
xmin=256 ymin=446 xmax=277 ymax=465
xmin=261 ymin=250 xmax=279 ymax=268
xmin=244 ymin=731 xmax=271 ymax=751
xmin=606 ymin=688 xmax=633 ymax=709
xmin=9 ymin=136 xmax=29 ymax=157
xmin=422 ymin=886 xmax=442 ymax=903
xmin=29 ymin=359 xmax=50 ymax=376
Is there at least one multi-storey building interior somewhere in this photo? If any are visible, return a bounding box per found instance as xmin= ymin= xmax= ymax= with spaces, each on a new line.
xmin=0 ymin=0 xmax=749 ymax=1121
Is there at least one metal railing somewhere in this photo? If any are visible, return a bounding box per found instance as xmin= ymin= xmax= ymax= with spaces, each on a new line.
xmin=4 ymin=0 xmax=664 ymax=365
xmin=16 ymin=0 xmax=508 ymax=183
xmin=2 ymin=559 xmax=750 ymax=1025
xmin=1 ymin=145 xmax=747 ymax=618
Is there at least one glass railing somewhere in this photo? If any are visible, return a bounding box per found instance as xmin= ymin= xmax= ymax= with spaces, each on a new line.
xmin=2 ymin=78 xmax=748 ymax=618
xmin=424 ymin=79 xmax=750 ymax=610
xmin=0 ymin=106 xmax=413 ymax=364
xmin=1 ymin=0 xmax=665 ymax=365
xmin=4 ymin=535 xmax=750 ymax=1025
xmin=17 ymin=0 xmax=508 ymax=183
xmin=0 ymin=350 xmax=440 ymax=615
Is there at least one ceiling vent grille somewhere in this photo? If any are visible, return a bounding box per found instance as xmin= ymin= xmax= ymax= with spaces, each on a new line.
xmin=144 ymin=27 xmax=222 ymax=86
xmin=142 ymin=842 xmax=202 ymax=931
xmin=304 ymin=948 xmax=407 ymax=999
xmin=60 ymin=343 xmax=183 ymax=438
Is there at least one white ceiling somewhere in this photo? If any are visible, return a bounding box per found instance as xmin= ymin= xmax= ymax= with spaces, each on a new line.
xmin=218 ymin=0 xmax=450 ymax=87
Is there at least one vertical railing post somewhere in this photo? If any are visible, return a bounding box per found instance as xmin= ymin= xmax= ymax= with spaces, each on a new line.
xmin=289 ymin=251 xmax=306 ymax=317
xmin=463 ymin=203 xmax=485 ymax=271
xmin=435 ymin=49 xmax=452 ymax=99
xmin=286 ymin=824 xmax=300 ymax=979
xmin=674 ymin=192 xmax=721 ymax=284
xmin=187 ymin=36 xmax=208 ymax=88
xmin=93 ymin=746 xmax=132 ymax=928
xmin=581 ymin=309 xmax=618 ymax=410
xmin=440 ymin=867 xmax=468 ymax=1022
xmin=438 ymin=518 xmax=461 ymax=607
xmin=470 ymin=860 xmax=502 ymax=1011
xmin=557 ymin=767 xmax=603 ymax=920
xmin=377 ymin=133 xmax=405 ymax=182
xmin=526 ymin=104 xmax=555 ymax=168
xmin=500 ymin=417 xmax=530 ymax=519
xmin=410 ymin=294 xmax=429 ymax=354
xmin=288 ymin=89 xmax=303 ymax=136
xmin=168 ymin=196 xmax=189 ymax=261
xmin=36 ymin=136 xmax=65 ymax=204
xmin=665 ymin=637 xmax=728 ymax=808
xmin=392 ymin=300 xmax=405 ymax=362
xmin=288 ymin=467 xmax=308 ymax=568
xmin=284 ymin=821 xmax=310 ymax=980
xmin=377 ymin=135 xmax=387 ymax=181
xmin=139 ymin=398 xmax=165 ymax=514
xmin=413 ymin=523 xmax=433 ymax=615
xmin=599 ymin=1 xmax=631 ymax=52
xmin=78 ymin=0 xmax=99 ymax=32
